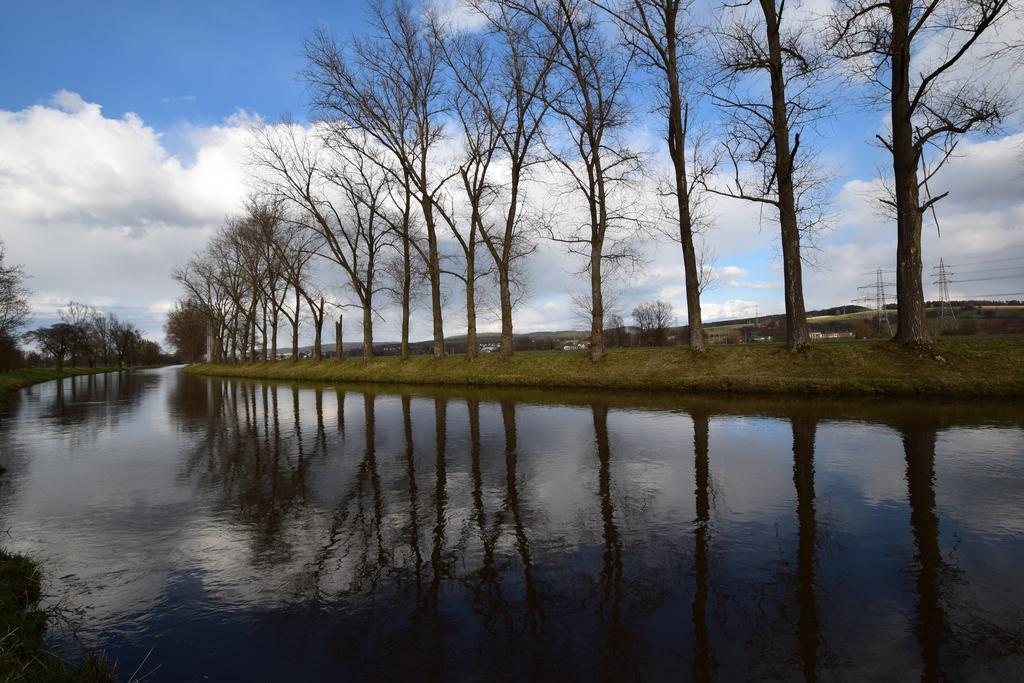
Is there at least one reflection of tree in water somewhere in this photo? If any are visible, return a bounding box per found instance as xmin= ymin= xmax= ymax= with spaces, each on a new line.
xmin=903 ymin=426 xmax=947 ymax=681
xmin=591 ymin=401 xmax=638 ymax=680
xmin=165 ymin=379 xmax=1024 ymax=678
xmin=179 ymin=379 xmax=325 ymax=556
xmin=1 ymin=371 xmax=156 ymax=479
xmin=691 ymin=411 xmax=716 ymax=681
xmin=792 ymin=416 xmax=819 ymax=682
xmin=732 ymin=414 xmax=827 ymax=680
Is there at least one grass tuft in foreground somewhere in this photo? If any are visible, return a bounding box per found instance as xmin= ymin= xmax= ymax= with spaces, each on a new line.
xmin=0 ymin=550 xmax=113 ymax=682
xmin=187 ymin=335 xmax=1024 ymax=398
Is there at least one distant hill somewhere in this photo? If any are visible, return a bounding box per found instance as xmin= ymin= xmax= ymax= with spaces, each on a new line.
xmin=285 ymin=301 xmax=1018 ymax=355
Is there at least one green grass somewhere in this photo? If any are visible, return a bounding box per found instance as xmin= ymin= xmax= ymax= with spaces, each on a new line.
xmin=188 ymin=334 xmax=1024 ymax=398
xmin=0 ymin=367 xmax=118 ymax=403
xmin=0 ymin=551 xmax=113 ymax=682
xmin=0 ymin=368 xmax=117 ymax=681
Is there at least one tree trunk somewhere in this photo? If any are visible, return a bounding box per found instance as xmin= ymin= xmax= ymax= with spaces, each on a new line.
xmin=666 ymin=38 xmax=706 ymax=352
xmin=249 ymin=306 xmax=257 ymax=363
xmin=590 ymin=244 xmax=605 ymax=362
xmin=292 ymin=290 xmax=300 ymax=361
xmin=890 ymin=0 xmax=931 ymax=346
xmin=499 ymin=263 xmax=514 ymax=361
xmin=261 ymin=305 xmax=268 ymax=362
xmin=763 ymin=0 xmax=810 ymax=351
xmin=313 ymin=306 xmax=323 ymax=362
xmin=271 ymin=313 xmax=278 ymax=363
xmin=401 ymin=237 xmax=411 ymax=361
xmin=335 ymin=316 xmax=344 ymax=362
xmin=362 ymin=300 xmax=374 ymax=359
xmin=421 ymin=199 xmax=446 ymax=359
xmin=465 ymin=254 xmax=477 ymax=362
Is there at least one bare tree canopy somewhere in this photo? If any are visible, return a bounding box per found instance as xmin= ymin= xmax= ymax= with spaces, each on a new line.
xmin=0 ymin=240 xmax=31 ymax=340
xmin=302 ymin=1 xmax=456 ymax=359
xmin=632 ymin=299 xmax=675 ymax=345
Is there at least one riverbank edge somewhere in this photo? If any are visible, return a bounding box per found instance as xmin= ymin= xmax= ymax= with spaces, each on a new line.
xmin=185 ymin=336 xmax=1024 ymax=399
xmin=0 ymin=367 xmax=117 ymax=681
xmin=0 ymin=367 xmax=120 ymax=402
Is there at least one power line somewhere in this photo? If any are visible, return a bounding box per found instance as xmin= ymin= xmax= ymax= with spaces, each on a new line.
xmin=939 ymin=265 xmax=1024 ymax=276
xmin=946 ymin=275 xmax=1024 ymax=284
xmin=943 ymin=255 xmax=1024 ymax=268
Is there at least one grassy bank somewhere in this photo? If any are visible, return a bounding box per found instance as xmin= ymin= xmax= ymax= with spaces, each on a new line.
xmin=188 ymin=334 xmax=1024 ymax=398
xmin=0 ymin=367 xmax=117 ymax=403
xmin=0 ymin=367 xmax=117 ymax=681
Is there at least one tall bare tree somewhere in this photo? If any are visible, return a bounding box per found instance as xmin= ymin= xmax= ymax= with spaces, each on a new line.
xmin=596 ymin=0 xmax=711 ymax=351
xmin=377 ymin=169 xmax=423 ymax=360
xmin=830 ymin=0 xmax=1012 ymax=345
xmin=304 ymin=1 xmax=458 ymax=359
xmin=710 ymin=0 xmax=831 ymax=351
xmin=434 ymin=20 xmax=507 ymax=361
xmin=455 ymin=1 xmax=561 ymax=360
xmin=507 ymin=0 xmax=644 ymax=362
xmin=326 ymin=140 xmax=395 ymax=358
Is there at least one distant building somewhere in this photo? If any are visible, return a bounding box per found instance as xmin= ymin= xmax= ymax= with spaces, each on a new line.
xmin=810 ymin=331 xmax=854 ymax=340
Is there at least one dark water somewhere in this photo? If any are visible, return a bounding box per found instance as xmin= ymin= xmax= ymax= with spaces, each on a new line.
xmin=1 ymin=367 xmax=1023 ymax=681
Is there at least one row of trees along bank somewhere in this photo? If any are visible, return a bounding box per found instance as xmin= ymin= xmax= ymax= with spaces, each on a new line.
xmin=172 ymin=0 xmax=1014 ymax=363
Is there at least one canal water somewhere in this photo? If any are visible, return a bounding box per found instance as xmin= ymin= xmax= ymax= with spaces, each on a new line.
xmin=1 ymin=366 xmax=1022 ymax=680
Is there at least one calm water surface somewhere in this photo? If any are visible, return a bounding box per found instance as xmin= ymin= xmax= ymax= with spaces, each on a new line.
xmin=1 ymin=366 xmax=1023 ymax=681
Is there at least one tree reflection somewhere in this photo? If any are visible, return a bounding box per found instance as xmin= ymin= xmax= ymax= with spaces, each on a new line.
xmin=501 ymin=399 xmax=541 ymax=632
xmin=692 ymin=410 xmax=715 ymax=681
xmin=592 ymin=401 xmax=630 ymax=678
xmin=903 ymin=426 xmax=946 ymax=681
xmin=792 ymin=416 xmax=819 ymax=682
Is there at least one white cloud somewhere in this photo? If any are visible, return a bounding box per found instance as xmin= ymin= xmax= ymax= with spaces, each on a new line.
xmin=0 ymin=93 xmax=250 ymax=340
xmin=1 ymin=91 xmax=1021 ymax=347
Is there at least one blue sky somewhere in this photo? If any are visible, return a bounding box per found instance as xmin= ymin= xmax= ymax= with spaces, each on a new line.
xmin=0 ymin=1 xmax=361 ymax=128
xmin=1 ymin=0 xmax=880 ymax=168
xmin=1 ymin=1 xmax=1021 ymax=343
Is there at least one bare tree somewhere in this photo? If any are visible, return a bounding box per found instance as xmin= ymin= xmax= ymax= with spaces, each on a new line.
xmin=709 ymin=0 xmax=832 ymax=351
xmin=25 ymin=323 xmax=82 ymax=371
xmin=632 ymin=299 xmax=675 ymax=345
xmin=0 ymin=241 xmax=31 ymax=344
xmin=303 ymin=1 xmax=459 ymax=359
xmin=173 ymin=250 xmax=235 ymax=363
xmin=165 ymin=299 xmax=209 ymax=362
xmin=829 ymin=0 xmax=1012 ymax=345
xmin=595 ymin=0 xmax=711 ymax=351
xmin=455 ymin=1 xmax=561 ymax=360
xmin=377 ymin=172 xmax=425 ymax=360
xmin=252 ymin=124 xmax=390 ymax=359
xmin=109 ymin=315 xmax=143 ymax=368
xmin=507 ymin=0 xmax=644 ymax=362
xmin=434 ymin=20 xmax=507 ymax=361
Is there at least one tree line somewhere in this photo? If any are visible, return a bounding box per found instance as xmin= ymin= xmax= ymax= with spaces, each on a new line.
xmin=172 ymin=0 xmax=1014 ymax=363
xmin=0 ymin=241 xmax=171 ymax=371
